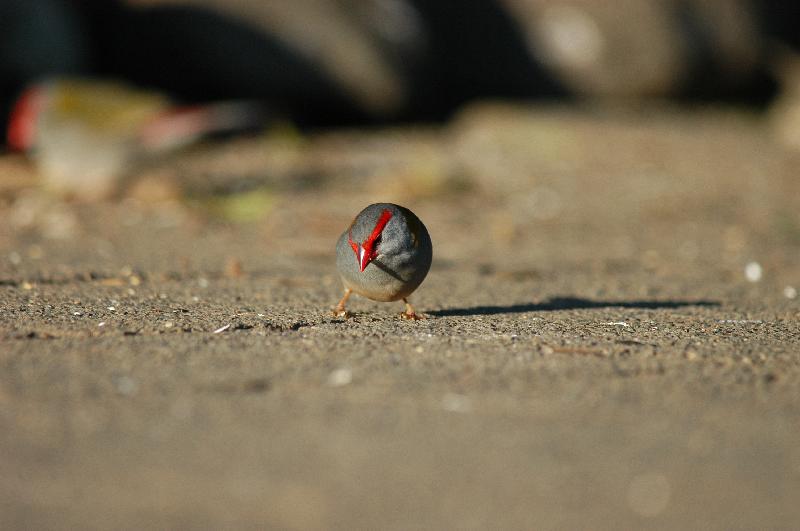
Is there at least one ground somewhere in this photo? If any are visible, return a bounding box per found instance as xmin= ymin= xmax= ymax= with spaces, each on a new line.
xmin=1 ymin=103 xmax=799 ymax=530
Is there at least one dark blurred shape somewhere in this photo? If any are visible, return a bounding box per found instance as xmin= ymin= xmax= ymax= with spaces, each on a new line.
xmin=672 ymin=0 xmax=776 ymax=103
xmin=405 ymin=0 xmax=567 ymax=119
xmin=502 ymin=0 xmax=776 ymax=103
xmin=83 ymin=1 xmax=367 ymax=126
xmin=1 ymin=0 xmax=800 ymax=140
xmin=757 ymin=2 xmax=800 ymax=50
xmin=505 ymin=0 xmax=687 ymax=98
xmin=769 ymin=50 xmax=800 ymax=151
xmin=0 ymin=0 xmax=90 ymax=129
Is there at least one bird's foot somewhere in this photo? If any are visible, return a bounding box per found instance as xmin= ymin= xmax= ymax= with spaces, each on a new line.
xmin=400 ymin=298 xmax=425 ymax=320
xmin=332 ymin=288 xmax=354 ymax=318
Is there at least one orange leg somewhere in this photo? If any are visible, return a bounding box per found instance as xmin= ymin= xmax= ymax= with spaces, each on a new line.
xmin=333 ymin=288 xmax=353 ymax=317
xmin=400 ymin=298 xmax=425 ymax=320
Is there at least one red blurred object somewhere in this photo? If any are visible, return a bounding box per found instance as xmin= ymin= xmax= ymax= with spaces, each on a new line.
xmin=7 ymin=86 xmax=46 ymax=151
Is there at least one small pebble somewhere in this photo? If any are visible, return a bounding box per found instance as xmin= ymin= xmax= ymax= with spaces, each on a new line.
xmin=744 ymin=261 xmax=762 ymax=282
xmin=784 ymin=286 xmax=797 ymax=299
xmin=327 ymin=368 xmax=352 ymax=387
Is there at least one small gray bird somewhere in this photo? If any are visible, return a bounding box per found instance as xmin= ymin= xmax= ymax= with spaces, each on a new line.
xmin=334 ymin=203 xmax=432 ymax=319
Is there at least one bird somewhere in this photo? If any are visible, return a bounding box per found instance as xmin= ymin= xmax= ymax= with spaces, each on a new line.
xmin=334 ymin=203 xmax=432 ymax=319
xmin=6 ymin=77 xmax=262 ymax=200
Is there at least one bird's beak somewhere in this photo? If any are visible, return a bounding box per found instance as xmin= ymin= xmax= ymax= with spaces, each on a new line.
xmin=357 ymin=244 xmax=370 ymax=272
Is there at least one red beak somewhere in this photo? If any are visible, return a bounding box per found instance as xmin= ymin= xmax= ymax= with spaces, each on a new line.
xmin=357 ymin=244 xmax=371 ymax=272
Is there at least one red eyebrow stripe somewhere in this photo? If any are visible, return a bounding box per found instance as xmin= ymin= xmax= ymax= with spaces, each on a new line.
xmin=347 ymin=208 xmax=393 ymax=258
xmin=365 ymin=209 xmax=393 ymax=247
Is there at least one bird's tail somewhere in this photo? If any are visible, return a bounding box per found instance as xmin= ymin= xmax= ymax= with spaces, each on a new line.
xmin=138 ymin=100 xmax=266 ymax=152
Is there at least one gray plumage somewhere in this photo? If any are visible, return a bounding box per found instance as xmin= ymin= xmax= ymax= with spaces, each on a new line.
xmin=336 ymin=203 xmax=432 ymax=303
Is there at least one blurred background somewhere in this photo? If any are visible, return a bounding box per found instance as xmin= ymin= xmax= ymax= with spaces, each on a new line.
xmin=0 ymin=0 xmax=800 ymax=118
xmin=3 ymin=0 xmax=800 ymax=123
xmin=3 ymin=0 xmax=800 ymax=195
xmin=3 ymin=3 xmax=800 ymax=529
xmin=3 ymin=0 xmax=800 ymax=202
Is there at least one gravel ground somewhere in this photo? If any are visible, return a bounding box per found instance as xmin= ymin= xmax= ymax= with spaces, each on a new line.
xmin=1 ymin=104 xmax=799 ymax=530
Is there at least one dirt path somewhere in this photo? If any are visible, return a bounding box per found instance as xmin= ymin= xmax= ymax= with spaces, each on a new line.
xmin=1 ymin=105 xmax=799 ymax=529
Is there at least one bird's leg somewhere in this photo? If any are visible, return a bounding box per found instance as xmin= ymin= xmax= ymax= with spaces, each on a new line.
xmin=400 ymin=298 xmax=425 ymax=320
xmin=333 ymin=288 xmax=353 ymax=318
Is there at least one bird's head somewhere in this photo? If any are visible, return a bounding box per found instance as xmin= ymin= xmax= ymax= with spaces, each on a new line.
xmin=348 ymin=208 xmax=393 ymax=272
